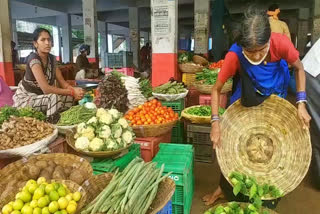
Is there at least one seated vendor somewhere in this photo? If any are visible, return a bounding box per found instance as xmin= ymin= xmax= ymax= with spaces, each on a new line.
xmin=75 ymin=44 xmax=99 ymax=79
xmin=13 ymin=28 xmax=84 ymax=117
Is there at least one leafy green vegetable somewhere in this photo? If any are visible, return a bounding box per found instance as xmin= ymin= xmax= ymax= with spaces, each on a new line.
xmin=185 ymin=106 xmax=225 ymax=117
xmin=111 ymin=69 xmax=125 ymax=80
xmin=0 ymin=106 xmax=19 ymax=125
xmin=153 ymin=81 xmax=186 ymax=94
xmin=139 ymin=79 xmax=153 ymax=98
xmin=0 ymin=106 xmax=46 ymax=126
xmin=196 ymin=68 xmax=233 ymax=85
xmin=18 ymin=107 xmax=46 ymax=121
xmin=178 ymin=52 xmax=193 ymax=64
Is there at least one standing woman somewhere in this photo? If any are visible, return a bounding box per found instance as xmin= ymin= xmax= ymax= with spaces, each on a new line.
xmin=13 ymin=28 xmax=84 ymax=117
xmin=203 ymin=8 xmax=311 ymax=207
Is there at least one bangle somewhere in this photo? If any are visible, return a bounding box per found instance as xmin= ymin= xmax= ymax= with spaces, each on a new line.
xmin=211 ymin=115 xmax=220 ymax=124
xmin=296 ymin=100 xmax=307 ymax=105
xmin=211 ymin=118 xmax=220 ymax=123
xmin=69 ymin=88 xmax=75 ymax=97
xmin=296 ymin=91 xmax=307 ymax=102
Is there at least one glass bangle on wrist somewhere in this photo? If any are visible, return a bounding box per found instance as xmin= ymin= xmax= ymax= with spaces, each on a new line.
xmin=211 ymin=115 xmax=220 ymax=124
xmin=296 ymin=100 xmax=307 ymax=105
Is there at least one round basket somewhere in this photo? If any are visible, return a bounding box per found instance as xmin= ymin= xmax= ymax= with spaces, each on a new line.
xmin=193 ymin=55 xmax=209 ymax=66
xmin=82 ymin=173 xmax=114 ymax=204
xmin=132 ymin=119 xmax=177 ymax=137
xmin=216 ymin=95 xmax=311 ymax=200
xmin=152 ymin=90 xmax=188 ymax=101
xmin=208 ymin=202 xmax=278 ymax=214
xmin=179 ymin=63 xmax=204 ymax=73
xmin=66 ymin=132 xmax=132 ymax=158
xmin=55 ymin=124 xmax=77 ymax=134
xmin=181 ymin=105 xmax=211 ymax=124
xmin=0 ymin=179 xmax=87 ymax=212
xmin=193 ymin=80 xmax=233 ymax=94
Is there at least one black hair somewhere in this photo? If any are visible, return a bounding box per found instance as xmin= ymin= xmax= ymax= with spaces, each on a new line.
xmin=237 ymin=7 xmax=271 ymax=50
xmin=32 ymin=28 xmax=52 ymax=42
xmin=268 ymin=3 xmax=279 ymax=11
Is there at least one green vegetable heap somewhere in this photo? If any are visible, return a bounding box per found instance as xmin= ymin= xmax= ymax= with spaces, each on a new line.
xmin=153 ymin=81 xmax=187 ymax=94
xmin=185 ymin=106 xmax=225 ymax=116
xmin=205 ymin=202 xmax=270 ymax=214
xmin=139 ymin=79 xmax=153 ymax=98
xmin=196 ymin=68 xmax=232 ymax=85
xmin=0 ymin=106 xmax=46 ymax=126
xmin=178 ymin=52 xmax=194 ymax=64
xmin=57 ymin=105 xmax=97 ymax=126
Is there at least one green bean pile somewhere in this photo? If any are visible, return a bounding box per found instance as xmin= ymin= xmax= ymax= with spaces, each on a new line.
xmin=57 ymin=105 xmax=96 ymax=126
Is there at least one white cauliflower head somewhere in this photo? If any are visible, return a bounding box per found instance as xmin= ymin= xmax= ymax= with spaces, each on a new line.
xmin=87 ymin=116 xmax=98 ymax=125
xmin=98 ymin=125 xmax=112 ymax=139
xmin=122 ymin=130 xmax=134 ymax=145
xmin=111 ymin=123 xmax=122 ymax=139
xmin=77 ymin=122 xmax=86 ymax=134
xmin=75 ymin=136 xmax=90 ymax=151
xmin=89 ymin=138 xmax=104 ymax=152
xmin=96 ymin=108 xmax=113 ymax=124
xmin=118 ymin=118 xmax=129 ymax=129
xmin=80 ymin=126 xmax=95 ymax=141
xmin=97 ymin=108 xmax=108 ymax=118
xmin=105 ymin=138 xmax=118 ymax=150
xmin=108 ymin=109 xmax=121 ymax=120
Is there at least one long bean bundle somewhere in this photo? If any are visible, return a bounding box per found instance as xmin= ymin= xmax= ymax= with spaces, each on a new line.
xmin=81 ymin=157 xmax=171 ymax=214
xmin=57 ymin=105 xmax=96 ymax=125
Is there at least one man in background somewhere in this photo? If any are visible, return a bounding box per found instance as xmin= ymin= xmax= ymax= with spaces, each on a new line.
xmin=267 ymin=3 xmax=291 ymax=41
xmin=75 ymin=44 xmax=99 ymax=79
xmin=11 ymin=41 xmax=19 ymax=68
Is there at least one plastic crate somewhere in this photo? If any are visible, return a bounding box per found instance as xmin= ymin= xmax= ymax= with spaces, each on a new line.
xmin=157 ymin=200 xmax=172 ymax=214
xmin=182 ymin=73 xmax=196 ymax=88
xmin=105 ymin=67 xmax=134 ymax=76
xmin=48 ymin=137 xmax=68 ymax=153
xmin=161 ymin=99 xmax=185 ymax=116
xmin=106 ymin=52 xmax=133 ymax=68
xmin=185 ymin=87 xmax=200 ymax=107
xmin=171 ymin=122 xmax=185 ymax=143
xmin=199 ymin=93 xmax=228 ymax=108
xmin=91 ymin=144 xmax=141 ymax=174
xmin=135 ymin=132 xmax=172 ymax=162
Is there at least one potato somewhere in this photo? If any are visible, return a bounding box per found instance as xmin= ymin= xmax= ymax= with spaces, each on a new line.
xmin=39 ymin=169 xmax=51 ymax=180
xmin=35 ymin=160 xmax=48 ymax=169
xmin=52 ymin=166 xmax=66 ymax=180
xmin=69 ymin=170 xmax=85 ymax=185
xmin=46 ymin=166 xmax=55 ymax=175
xmin=28 ymin=165 xmax=41 ymax=179
xmin=47 ymin=160 xmax=56 ymax=168
xmin=19 ymin=167 xmax=31 ymax=180
xmin=64 ymin=166 xmax=73 ymax=176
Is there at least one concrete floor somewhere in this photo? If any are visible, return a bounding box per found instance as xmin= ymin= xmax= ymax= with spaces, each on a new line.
xmin=190 ymin=159 xmax=320 ymax=214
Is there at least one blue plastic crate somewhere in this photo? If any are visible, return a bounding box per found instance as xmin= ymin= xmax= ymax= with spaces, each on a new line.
xmin=157 ymin=200 xmax=172 ymax=214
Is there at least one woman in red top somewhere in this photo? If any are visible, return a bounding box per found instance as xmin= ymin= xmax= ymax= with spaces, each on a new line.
xmin=204 ymin=8 xmax=311 ymax=207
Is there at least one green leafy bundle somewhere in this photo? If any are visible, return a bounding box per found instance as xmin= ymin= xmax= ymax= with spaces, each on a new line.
xmin=178 ymin=52 xmax=193 ymax=64
xmin=0 ymin=106 xmax=46 ymax=126
xmin=185 ymin=106 xmax=225 ymax=117
xmin=153 ymin=81 xmax=186 ymax=94
xmin=139 ymin=79 xmax=153 ymax=98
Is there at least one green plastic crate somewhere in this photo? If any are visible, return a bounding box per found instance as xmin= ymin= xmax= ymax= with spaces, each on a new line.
xmin=161 ymin=99 xmax=185 ymax=116
xmin=171 ymin=121 xmax=185 ymax=143
xmin=92 ymin=144 xmax=140 ymax=174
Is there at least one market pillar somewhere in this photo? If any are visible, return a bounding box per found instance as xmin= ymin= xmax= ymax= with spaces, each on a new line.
xmin=99 ymin=22 xmax=108 ymax=68
xmin=0 ymin=0 xmax=14 ymax=86
xmin=194 ymin=0 xmax=210 ymax=56
xmin=297 ymin=8 xmax=310 ymax=56
xmin=57 ymin=14 xmax=72 ymax=63
xmin=12 ymin=19 xmax=19 ymax=49
xmin=83 ymin=0 xmax=98 ymax=63
xmin=312 ymin=0 xmax=320 ymax=44
xmin=151 ymin=0 xmax=178 ymax=86
xmin=52 ymin=26 xmax=61 ymax=62
xmin=129 ymin=7 xmax=140 ymax=68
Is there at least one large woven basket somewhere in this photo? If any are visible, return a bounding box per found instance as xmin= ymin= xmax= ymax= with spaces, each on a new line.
xmin=208 ymin=202 xmax=278 ymax=214
xmin=132 ymin=119 xmax=177 ymax=137
xmin=193 ymin=55 xmax=209 ymax=66
xmin=193 ymin=80 xmax=233 ymax=94
xmin=181 ymin=105 xmax=211 ymax=124
xmin=0 ymin=179 xmax=87 ymax=212
xmin=216 ymin=95 xmax=311 ymax=200
xmin=179 ymin=63 xmax=204 ymax=73
xmin=66 ymin=132 xmax=132 ymax=158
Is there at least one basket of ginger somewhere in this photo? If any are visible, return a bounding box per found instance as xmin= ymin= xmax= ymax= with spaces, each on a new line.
xmin=125 ymin=99 xmax=178 ymax=137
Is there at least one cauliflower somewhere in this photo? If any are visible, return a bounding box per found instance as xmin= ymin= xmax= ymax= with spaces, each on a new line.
xmin=96 ymin=108 xmax=113 ymax=124
xmin=122 ymin=130 xmax=134 ymax=145
xmin=108 ymin=109 xmax=121 ymax=120
xmin=80 ymin=126 xmax=95 ymax=141
xmin=75 ymin=136 xmax=90 ymax=151
xmin=118 ymin=118 xmax=129 ymax=129
xmin=89 ymin=138 xmax=104 ymax=151
xmin=105 ymin=138 xmax=118 ymax=150
xmin=97 ymin=108 xmax=108 ymax=118
xmin=111 ymin=123 xmax=122 ymax=138
xmin=77 ymin=122 xmax=86 ymax=134
xmin=98 ymin=125 xmax=112 ymax=139
xmin=87 ymin=116 xmax=98 ymax=125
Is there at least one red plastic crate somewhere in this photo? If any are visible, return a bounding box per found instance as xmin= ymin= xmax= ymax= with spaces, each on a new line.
xmin=135 ymin=131 xmax=172 ymax=162
xmin=48 ymin=137 xmax=68 ymax=153
xmin=105 ymin=67 xmax=134 ymax=76
xmin=199 ymin=93 xmax=228 ymax=108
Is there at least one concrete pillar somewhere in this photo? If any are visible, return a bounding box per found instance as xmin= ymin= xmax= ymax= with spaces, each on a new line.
xmin=57 ymin=14 xmax=72 ymax=63
xmin=52 ymin=26 xmax=61 ymax=61
xmin=83 ymin=0 xmax=98 ymax=63
xmin=312 ymin=0 xmax=320 ymax=43
xmin=129 ymin=7 xmax=140 ymax=67
xmin=194 ymin=0 xmax=210 ymax=56
xmin=151 ymin=0 xmax=178 ymax=86
xmin=12 ymin=19 xmax=18 ymax=47
xmin=297 ymin=8 xmax=310 ymax=56
xmin=0 ymin=0 xmax=14 ymax=86
xmin=99 ymin=22 xmax=108 ymax=68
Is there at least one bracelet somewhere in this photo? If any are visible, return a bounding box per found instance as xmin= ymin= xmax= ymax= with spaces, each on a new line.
xmin=296 ymin=91 xmax=307 ymax=102
xmin=296 ymin=100 xmax=307 ymax=105
xmin=211 ymin=118 xmax=220 ymax=123
xmin=211 ymin=115 xmax=220 ymax=124
xmin=69 ymin=88 xmax=75 ymax=97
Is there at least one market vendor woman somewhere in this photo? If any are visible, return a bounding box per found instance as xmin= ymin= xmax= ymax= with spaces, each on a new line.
xmin=204 ymin=8 xmax=311 ymax=206
xmin=13 ymin=28 xmax=84 ymax=117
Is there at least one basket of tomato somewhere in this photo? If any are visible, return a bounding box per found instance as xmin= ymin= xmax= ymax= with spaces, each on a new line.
xmin=125 ymin=99 xmax=179 ymax=137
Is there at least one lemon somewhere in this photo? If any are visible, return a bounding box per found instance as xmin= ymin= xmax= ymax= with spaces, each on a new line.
xmin=30 ymin=200 xmax=38 ymax=208
xmin=37 ymin=197 xmax=48 ymax=208
xmin=37 ymin=177 xmax=46 ymax=185
xmin=49 ymin=191 xmax=59 ymax=201
xmin=57 ymin=186 xmax=66 ymax=197
xmin=57 ymin=197 xmax=68 ymax=209
xmin=38 ymin=184 xmax=46 ymax=191
xmin=65 ymin=194 xmax=72 ymax=202
xmin=54 ymin=212 xmax=62 ymax=214
xmin=21 ymin=205 xmax=33 ymax=214
xmin=16 ymin=192 xmax=23 ymax=200
xmin=48 ymin=201 xmax=59 ymax=213
xmin=68 ymin=201 xmax=77 ymax=206
xmin=45 ymin=195 xmax=50 ymax=203
xmin=28 ymin=184 xmax=38 ymax=194
xmin=12 ymin=210 xmax=22 ymax=214
xmin=66 ymin=203 xmax=77 ymax=214
xmin=33 ymin=207 xmax=41 ymax=214
xmin=13 ymin=199 xmax=24 ymax=211
xmin=2 ymin=204 xmax=13 ymax=214
xmin=41 ymin=207 xmax=50 ymax=214
xmin=26 ymin=180 xmax=37 ymax=186
xmin=20 ymin=191 xmax=32 ymax=203
xmin=44 ymin=184 xmax=55 ymax=195
xmin=53 ymin=183 xmax=60 ymax=191
xmin=72 ymin=192 xmax=81 ymax=202
xmin=60 ymin=210 xmax=67 ymax=214
xmin=9 ymin=201 xmax=14 ymax=206
xmin=33 ymin=188 xmax=44 ymax=200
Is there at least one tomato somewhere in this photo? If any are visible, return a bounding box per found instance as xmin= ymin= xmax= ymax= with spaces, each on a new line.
xmin=129 ymin=116 xmax=133 ymax=120
xmin=160 ymin=110 xmax=165 ymax=115
xmin=151 ymin=99 xmax=157 ymax=104
xmin=157 ymin=102 xmax=162 ymax=107
xmin=144 ymin=121 xmax=148 ymax=125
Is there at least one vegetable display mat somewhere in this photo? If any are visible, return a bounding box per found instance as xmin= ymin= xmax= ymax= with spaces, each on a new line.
xmin=216 ymin=95 xmax=311 ymax=200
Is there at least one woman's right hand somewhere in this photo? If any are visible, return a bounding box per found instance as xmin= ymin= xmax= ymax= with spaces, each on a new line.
xmin=73 ymin=87 xmax=85 ymax=100
xmin=211 ymin=121 xmax=221 ymax=149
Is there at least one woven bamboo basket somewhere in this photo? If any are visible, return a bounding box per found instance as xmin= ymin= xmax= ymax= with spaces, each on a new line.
xmin=0 ymin=179 xmax=87 ymax=212
xmin=216 ymin=95 xmax=311 ymax=200
xmin=193 ymin=55 xmax=209 ymax=66
xmin=193 ymin=80 xmax=233 ymax=94
xmin=132 ymin=119 xmax=177 ymax=137
xmin=66 ymin=133 xmax=132 ymax=158
xmin=208 ymin=202 xmax=278 ymax=214
xmin=181 ymin=105 xmax=211 ymax=124
xmin=179 ymin=63 xmax=204 ymax=73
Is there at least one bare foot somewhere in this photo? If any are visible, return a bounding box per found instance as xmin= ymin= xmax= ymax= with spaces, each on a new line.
xmin=202 ymin=186 xmax=224 ymax=206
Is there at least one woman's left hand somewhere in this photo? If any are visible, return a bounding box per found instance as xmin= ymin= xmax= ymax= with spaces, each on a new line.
xmin=297 ymin=103 xmax=311 ymax=129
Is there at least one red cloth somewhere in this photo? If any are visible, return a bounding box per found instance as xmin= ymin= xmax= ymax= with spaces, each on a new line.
xmin=218 ymin=33 xmax=299 ymax=83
